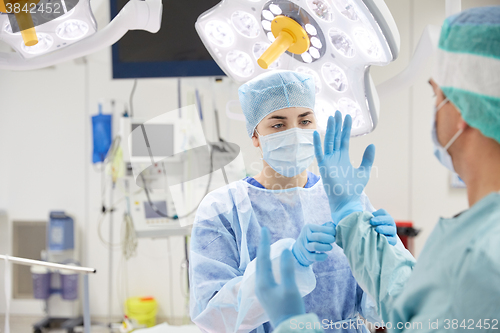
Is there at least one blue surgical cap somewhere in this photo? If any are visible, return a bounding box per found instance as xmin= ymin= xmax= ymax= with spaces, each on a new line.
xmin=434 ymin=6 xmax=500 ymax=144
xmin=238 ymin=70 xmax=316 ymax=137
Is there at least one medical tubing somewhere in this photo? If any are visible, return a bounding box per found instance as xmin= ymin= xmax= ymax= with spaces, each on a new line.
xmin=139 ymin=142 xmax=216 ymax=219
xmin=167 ymin=238 xmax=175 ymax=320
xmin=121 ymin=213 xmax=137 ymax=260
xmin=129 ymin=80 xmax=137 ymax=118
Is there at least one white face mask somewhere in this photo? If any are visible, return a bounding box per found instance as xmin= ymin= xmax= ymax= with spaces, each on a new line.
xmin=431 ymin=98 xmax=464 ymax=173
xmin=257 ymin=127 xmax=315 ymax=178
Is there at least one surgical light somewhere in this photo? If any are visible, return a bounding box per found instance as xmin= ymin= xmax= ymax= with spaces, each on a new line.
xmin=266 ymin=31 xmax=276 ymax=42
xmin=269 ymin=4 xmax=282 ymax=15
xmin=307 ymin=0 xmax=334 ymax=22
xmin=332 ymin=0 xmax=358 ymax=21
xmin=354 ymin=28 xmax=379 ymax=58
xmin=226 ymin=49 xmax=254 ymax=77
xmin=253 ymin=41 xmax=281 ymax=68
xmin=311 ymin=36 xmax=322 ymax=48
xmin=301 ymin=52 xmax=312 ymax=63
xmin=0 ymin=0 xmax=97 ymax=59
xmin=296 ymin=66 xmax=322 ymax=94
xmin=205 ymin=20 xmax=234 ymax=47
xmin=262 ymin=20 xmax=271 ymax=31
xmin=0 ymin=0 xmax=41 ymax=46
xmin=322 ymin=62 xmax=348 ymax=92
xmin=0 ymin=0 xmax=162 ymax=68
xmin=56 ymin=19 xmax=89 ymax=40
xmin=338 ymin=98 xmax=365 ymax=129
xmin=329 ymin=28 xmax=355 ymax=58
xmin=231 ymin=11 xmax=260 ymax=38
xmin=314 ymin=99 xmax=337 ymax=132
xmin=196 ymin=0 xmax=400 ymax=136
xmin=262 ymin=9 xmax=274 ymax=21
xmin=21 ymin=32 xmax=52 ymax=53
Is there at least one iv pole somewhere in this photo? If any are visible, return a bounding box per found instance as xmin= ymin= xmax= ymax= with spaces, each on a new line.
xmin=0 ymin=255 xmax=96 ymax=333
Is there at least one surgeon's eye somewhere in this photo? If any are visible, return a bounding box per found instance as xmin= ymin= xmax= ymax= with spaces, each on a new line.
xmin=300 ymin=120 xmax=313 ymax=125
xmin=272 ymin=123 xmax=284 ymax=129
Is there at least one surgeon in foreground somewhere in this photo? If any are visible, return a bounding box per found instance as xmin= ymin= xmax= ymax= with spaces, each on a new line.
xmin=256 ymin=6 xmax=500 ymax=333
xmin=189 ymin=70 xmax=401 ymax=333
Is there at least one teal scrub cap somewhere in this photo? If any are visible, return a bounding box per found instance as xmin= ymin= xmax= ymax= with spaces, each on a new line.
xmin=434 ymin=6 xmax=500 ymax=144
xmin=238 ymin=70 xmax=316 ymax=137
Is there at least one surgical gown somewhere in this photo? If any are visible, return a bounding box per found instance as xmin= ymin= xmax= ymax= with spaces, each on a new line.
xmin=189 ymin=174 xmax=380 ymax=333
xmin=334 ymin=192 xmax=500 ymax=332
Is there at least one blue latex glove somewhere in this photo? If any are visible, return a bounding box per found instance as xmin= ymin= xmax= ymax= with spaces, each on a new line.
xmin=292 ymin=222 xmax=336 ymax=266
xmin=370 ymin=209 xmax=397 ymax=246
xmin=256 ymin=227 xmax=306 ymax=328
xmin=314 ymin=111 xmax=376 ymax=223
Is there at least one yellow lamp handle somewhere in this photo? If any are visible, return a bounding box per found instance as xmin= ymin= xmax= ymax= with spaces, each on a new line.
xmin=1 ymin=0 xmax=40 ymax=46
xmin=257 ymin=16 xmax=310 ymax=70
xmin=15 ymin=10 xmax=38 ymax=46
xmin=257 ymin=30 xmax=294 ymax=70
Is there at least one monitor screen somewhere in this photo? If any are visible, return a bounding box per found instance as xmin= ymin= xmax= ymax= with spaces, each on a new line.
xmin=131 ymin=124 xmax=174 ymax=158
xmin=144 ymin=201 xmax=168 ymax=219
xmin=111 ymin=0 xmax=225 ymax=78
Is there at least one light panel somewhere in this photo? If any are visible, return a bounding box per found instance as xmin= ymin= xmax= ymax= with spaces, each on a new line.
xmin=0 ymin=0 xmax=97 ymax=59
xmin=196 ymin=0 xmax=400 ymax=136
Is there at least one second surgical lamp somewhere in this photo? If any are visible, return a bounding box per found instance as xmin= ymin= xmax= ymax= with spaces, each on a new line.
xmin=196 ymin=0 xmax=400 ymax=136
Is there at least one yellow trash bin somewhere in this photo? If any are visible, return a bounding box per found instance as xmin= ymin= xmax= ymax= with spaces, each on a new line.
xmin=125 ymin=296 xmax=158 ymax=328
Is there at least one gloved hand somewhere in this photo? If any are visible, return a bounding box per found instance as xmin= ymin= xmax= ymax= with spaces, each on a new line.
xmin=314 ymin=111 xmax=376 ymax=223
xmin=256 ymin=227 xmax=306 ymax=328
xmin=370 ymin=209 xmax=397 ymax=246
xmin=292 ymin=222 xmax=336 ymax=267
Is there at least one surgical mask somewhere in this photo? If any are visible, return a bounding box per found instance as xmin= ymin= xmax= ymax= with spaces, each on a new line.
xmin=257 ymin=128 xmax=315 ymax=178
xmin=431 ymin=98 xmax=464 ymax=173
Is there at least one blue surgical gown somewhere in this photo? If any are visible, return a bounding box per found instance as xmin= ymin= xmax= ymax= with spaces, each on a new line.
xmin=334 ymin=192 xmax=500 ymax=332
xmin=189 ymin=173 xmax=380 ymax=333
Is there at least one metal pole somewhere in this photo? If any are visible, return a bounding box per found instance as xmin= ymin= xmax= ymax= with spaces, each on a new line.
xmin=0 ymin=255 xmax=96 ymax=274
xmin=83 ymin=274 xmax=91 ymax=333
xmin=108 ymin=183 xmax=115 ymax=331
xmin=1 ymin=255 xmax=96 ymax=333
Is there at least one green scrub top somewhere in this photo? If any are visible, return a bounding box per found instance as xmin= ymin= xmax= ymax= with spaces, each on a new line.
xmin=335 ymin=192 xmax=500 ymax=332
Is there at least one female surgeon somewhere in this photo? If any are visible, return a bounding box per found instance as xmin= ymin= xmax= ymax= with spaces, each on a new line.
xmin=189 ymin=70 xmax=400 ymax=333
xmin=255 ymin=6 xmax=500 ymax=333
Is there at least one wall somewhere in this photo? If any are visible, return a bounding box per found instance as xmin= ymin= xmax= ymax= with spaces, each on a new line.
xmin=0 ymin=0 xmax=498 ymax=321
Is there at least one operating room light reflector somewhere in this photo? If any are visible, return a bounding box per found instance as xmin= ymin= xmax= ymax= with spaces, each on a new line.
xmin=56 ymin=20 xmax=89 ymax=40
xmin=354 ymin=29 xmax=380 ymax=58
xmin=322 ymin=62 xmax=348 ymax=92
xmin=22 ymin=33 xmax=53 ymax=54
xmin=226 ymin=50 xmax=254 ymax=77
xmin=232 ymin=11 xmax=260 ymax=38
xmin=307 ymin=0 xmax=334 ymax=22
xmin=329 ymin=28 xmax=355 ymax=58
xmin=205 ymin=20 xmax=234 ymax=47
xmin=333 ymin=0 xmax=359 ymax=21
xmin=338 ymin=98 xmax=365 ymax=129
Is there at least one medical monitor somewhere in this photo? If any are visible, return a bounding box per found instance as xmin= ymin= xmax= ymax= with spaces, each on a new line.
xmin=110 ymin=0 xmax=225 ymax=78
xmin=130 ymin=124 xmax=174 ymax=159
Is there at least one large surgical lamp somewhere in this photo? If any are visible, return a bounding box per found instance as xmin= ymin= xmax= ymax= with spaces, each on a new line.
xmin=0 ymin=0 xmax=162 ymax=70
xmin=195 ymin=0 xmax=400 ymax=136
